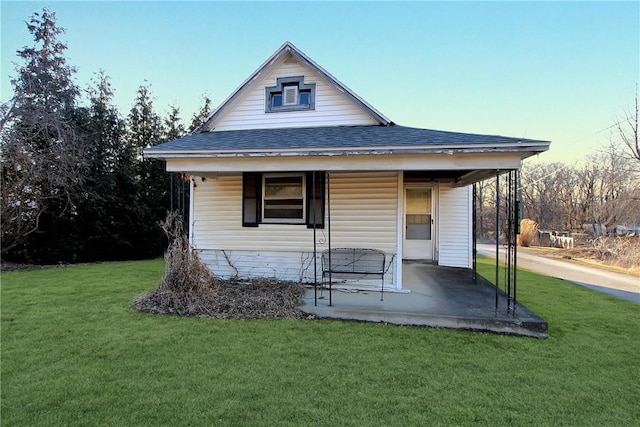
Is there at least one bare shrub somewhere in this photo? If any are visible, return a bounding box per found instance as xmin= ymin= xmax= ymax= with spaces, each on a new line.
xmin=565 ymin=236 xmax=640 ymax=271
xmin=134 ymin=212 xmax=217 ymax=315
xmin=591 ymin=237 xmax=640 ymax=270
xmin=518 ymin=219 xmax=539 ymax=247
xmin=134 ymin=212 xmax=305 ymax=319
xmin=159 ymin=212 xmax=215 ymax=295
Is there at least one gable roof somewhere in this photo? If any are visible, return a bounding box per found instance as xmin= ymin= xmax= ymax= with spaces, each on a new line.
xmin=146 ymin=125 xmax=550 ymax=159
xmin=144 ymin=41 xmax=551 ymax=164
xmin=198 ymin=41 xmax=393 ymax=131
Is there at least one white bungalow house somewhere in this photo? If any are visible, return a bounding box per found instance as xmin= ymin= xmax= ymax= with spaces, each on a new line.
xmin=145 ymin=42 xmax=550 ymax=292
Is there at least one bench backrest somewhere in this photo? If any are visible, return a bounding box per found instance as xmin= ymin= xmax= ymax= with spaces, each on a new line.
xmin=321 ymin=248 xmax=386 ymax=274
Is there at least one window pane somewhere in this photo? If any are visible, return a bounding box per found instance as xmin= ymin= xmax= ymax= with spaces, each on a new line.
xmin=264 ymin=199 xmax=303 ymax=219
xmin=406 ymin=214 xmax=431 ymax=240
xmin=265 ymin=176 xmax=303 ymax=198
xmin=299 ymin=91 xmax=310 ymax=105
xmin=272 ymin=94 xmax=282 ymax=107
xmin=406 ymin=188 xmax=432 ymax=214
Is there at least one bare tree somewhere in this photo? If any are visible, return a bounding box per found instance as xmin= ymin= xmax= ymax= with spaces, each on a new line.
xmin=520 ymin=141 xmax=640 ymax=238
xmin=617 ymin=87 xmax=639 ymax=163
xmin=590 ymin=141 xmax=640 ymax=228
xmin=520 ymin=162 xmax=569 ymax=230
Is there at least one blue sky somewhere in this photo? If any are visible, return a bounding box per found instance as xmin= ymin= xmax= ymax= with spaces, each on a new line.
xmin=1 ymin=1 xmax=638 ymax=163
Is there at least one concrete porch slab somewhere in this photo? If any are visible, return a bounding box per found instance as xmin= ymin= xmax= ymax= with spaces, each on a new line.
xmin=300 ymin=262 xmax=548 ymax=338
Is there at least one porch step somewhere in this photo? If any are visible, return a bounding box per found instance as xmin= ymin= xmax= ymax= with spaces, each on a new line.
xmin=301 ymin=302 xmax=549 ymax=339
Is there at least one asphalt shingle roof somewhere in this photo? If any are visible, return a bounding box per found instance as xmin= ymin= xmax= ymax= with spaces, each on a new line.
xmin=145 ymin=125 xmax=549 ymax=156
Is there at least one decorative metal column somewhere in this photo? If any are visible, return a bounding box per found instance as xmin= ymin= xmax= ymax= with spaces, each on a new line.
xmin=507 ymin=169 xmax=519 ymax=315
xmin=506 ymin=169 xmax=513 ymax=310
xmin=501 ymin=169 xmax=520 ymax=315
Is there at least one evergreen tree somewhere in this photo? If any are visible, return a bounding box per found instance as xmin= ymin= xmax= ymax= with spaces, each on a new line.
xmin=164 ymin=105 xmax=189 ymax=223
xmin=127 ymin=84 xmax=169 ymax=257
xmin=0 ymin=8 xmax=84 ymax=261
xmin=188 ymin=95 xmax=212 ymax=133
xmin=1 ymin=8 xmax=211 ymax=262
xmin=165 ymin=105 xmax=186 ymax=140
xmin=71 ymin=71 xmax=141 ymax=260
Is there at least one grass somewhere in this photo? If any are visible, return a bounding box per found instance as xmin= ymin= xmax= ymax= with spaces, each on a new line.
xmin=2 ymin=258 xmax=639 ymax=426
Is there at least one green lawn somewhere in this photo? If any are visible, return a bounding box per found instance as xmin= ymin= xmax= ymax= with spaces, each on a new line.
xmin=2 ymin=258 xmax=639 ymax=426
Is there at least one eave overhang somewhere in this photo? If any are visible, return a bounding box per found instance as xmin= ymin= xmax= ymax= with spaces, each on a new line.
xmin=144 ymin=124 xmax=550 ymax=162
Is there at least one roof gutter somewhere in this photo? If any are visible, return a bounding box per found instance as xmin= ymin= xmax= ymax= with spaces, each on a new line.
xmin=144 ymin=143 xmax=550 ymax=159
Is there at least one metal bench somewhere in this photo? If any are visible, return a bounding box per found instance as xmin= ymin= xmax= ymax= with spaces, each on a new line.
xmin=321 ymin=248 xmax=386 ymax=300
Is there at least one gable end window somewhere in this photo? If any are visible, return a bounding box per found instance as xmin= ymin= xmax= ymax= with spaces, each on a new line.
xmin=242 ymin=172 xmax=325 ymax=228
xmin=265 ymin=76 xmax=316 ymax=113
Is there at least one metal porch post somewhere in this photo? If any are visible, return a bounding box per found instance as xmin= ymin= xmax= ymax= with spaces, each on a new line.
xmin=327 ymin=172 xmax=333 ymax=306
xmin=313 ymin=171 xmax=318 ymax=306
xmin=495 ymin=170 xmax=500 ymax=314
xmin=513 ymin=169 xmax=522 ymax=316
xmin=507 ymin=170 xmax=513 ymax=310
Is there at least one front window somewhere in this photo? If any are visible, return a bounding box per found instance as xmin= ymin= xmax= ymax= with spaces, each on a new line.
xmin=242 ymin=171 xmax=325 ymax=228
xmin=262 ymin=174 xmax=305 ymax=223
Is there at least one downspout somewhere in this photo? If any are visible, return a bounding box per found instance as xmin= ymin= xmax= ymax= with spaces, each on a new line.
xmin=472 ymin=183 xmax=477 ymax=284
xmin=170 ymin=173 xmax=174 ymax=212
xmin=189 ymin=176 xmax=195 ymax=245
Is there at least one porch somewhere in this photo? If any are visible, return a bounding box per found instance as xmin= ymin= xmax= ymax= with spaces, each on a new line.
xmin=300 ymin=261 xmax=548 ymax=338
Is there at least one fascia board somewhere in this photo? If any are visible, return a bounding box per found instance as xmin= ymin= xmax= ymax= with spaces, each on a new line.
xmin=198 ymin=43 xmax=292 ymax=132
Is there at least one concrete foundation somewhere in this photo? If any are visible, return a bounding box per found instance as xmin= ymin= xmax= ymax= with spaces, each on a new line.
xmin=300 ymin=262 xmax=548 ymax=338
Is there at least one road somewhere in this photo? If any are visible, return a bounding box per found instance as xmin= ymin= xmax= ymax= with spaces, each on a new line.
xmin=477 ymin=244 xmax=640 ymax=304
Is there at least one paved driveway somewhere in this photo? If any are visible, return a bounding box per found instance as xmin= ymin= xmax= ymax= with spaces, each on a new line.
xmin=477 ymin=244 xmax=639 ymax=304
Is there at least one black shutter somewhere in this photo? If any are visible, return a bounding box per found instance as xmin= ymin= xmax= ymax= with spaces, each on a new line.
xmin=242 ymin=173 xmax=261 ymax=227
xmin=306 ymin=171 xmax=325 ymax=229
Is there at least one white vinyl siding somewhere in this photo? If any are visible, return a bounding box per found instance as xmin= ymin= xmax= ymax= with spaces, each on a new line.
xmin=192 ymin=171 xmax=398 ymax=285
xmin=210 ymin=59 xmax=377 ymax=131
xmin=328 ymin=172 xmax=398 ymax=253
xmin=437 ymin=184 xmax=472 ymax=268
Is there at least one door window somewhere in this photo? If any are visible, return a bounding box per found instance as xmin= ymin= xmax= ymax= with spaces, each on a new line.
xmin=406 ymin=188 xmax=432 ymax=240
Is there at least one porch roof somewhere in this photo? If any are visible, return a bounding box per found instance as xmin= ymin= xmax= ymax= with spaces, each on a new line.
xmin=144 ymin=125 xmax=550 ymax=159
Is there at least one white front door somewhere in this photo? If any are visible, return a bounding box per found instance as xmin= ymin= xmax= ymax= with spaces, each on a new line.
xmin=403 ymin=187 xmax=434 ymax=260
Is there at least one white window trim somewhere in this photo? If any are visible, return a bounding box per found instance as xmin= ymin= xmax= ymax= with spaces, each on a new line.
xmin=261 ymin=173 xmax=306 ymax=224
